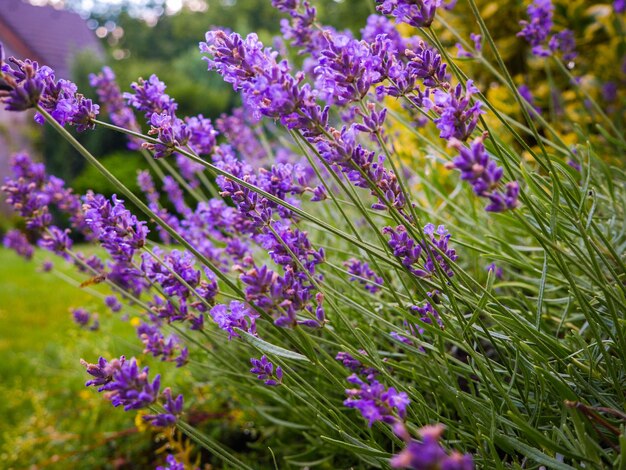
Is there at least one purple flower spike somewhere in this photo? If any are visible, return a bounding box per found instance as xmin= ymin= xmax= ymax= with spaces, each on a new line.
xmin=448 ymin=136 xmax=519 ymax=212
xmin=72 ymin=308 xmax=91 ymax=327
xmin=38 ymin=226 xmax=72 ymax=257
xmin=1 ymin=55 xmax=99 ymax=129
xmin=314 ymin=34 xmax=382 ymax=105
xmin=390 ymin=424 xmax=474 ymax=469
xmin=105 ymin=295 xmax=122 ymax=313
xmin=157 ymin=454 xmax=185 ymax=470
xmin=336 ymin=351 xmax=379 ymax=380
xmin=344 ymin=258 xmax=384 ymax=293
xmin=210 ymin=301 xmax=259 ymax=339
xmin=144 ymin=387 xmax=184 ymax=427
xmin=344 ymin=374 xmax=410 ymax=426
xmin=0 ymin=57 xmax=46 ymax=110
xmin=250 ymin=355 xmax=283 ymax=386
xmin=433 ymin=81 xmax=483 ymax=142
xmin=90 ymin=66 xmax=142 ymax=149
xmin=3 ymin=229 xmax=33 ymax=260
xmin=82 ymin=356 xmax=160 ymax=411
xmin=518 ymin=0 xmax=554 ymax=56
xmin=377 ymin=0 xmax=442 ymax=28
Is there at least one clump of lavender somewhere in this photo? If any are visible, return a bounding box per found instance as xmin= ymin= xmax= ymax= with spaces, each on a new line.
xmin=250 ymin=355 xmax=284 ymax=386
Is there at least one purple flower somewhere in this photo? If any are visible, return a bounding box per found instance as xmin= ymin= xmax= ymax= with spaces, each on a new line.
xmin=141 ymin=248 xmax=202 ymax=300
xmin=549 ymin=29 xmax=577 ymax=61
xmin=406 ymin=42 xmax=448 ymax=88
xmin=518 ymin=84 xmax=541 ymax=114
xmin=0 ymin=56 xmax=99 ymax=130
xmin=89 ymin=67 xmax=142 ymax=149
xmin=71 ymin=308 xmax=99 ymax=330
xmin=41 ymin=260 xmax=54 ymax=272
xmin=344 ymin=374 xmax=409 ymax=426
xmin=485 ymin=181 xmax=520 ymax=212
xmin=433 ymin=81 xmax=483 ymax=142
xmin=0 ymin=57 xmax=46 ymax=110
xmin=390 ymin=424 xmax=474 ymax=469
xmin=518 ymin=0 xmax=554 ymax=57
xmin=144 ymin=112 xmax=190 ymax=159
xmin=210 ymin=300 xmax=259 ymax=339
xmin=137 ymin=321 xmax=187 ymax=365
xmin=392 ymin=297 xmax=442 ymax=347
xmin=83 ymin=192 xmax=148 ymax=263
xmin=3 ymin=229 xmax=33 ymax=260
xmin=186 ymin=114 xmax=218 ymax=155
xmin=314 ymin=34 xmax=382 ymax=105
xmin=616 ymin=0 xmax=626 ymax=13
xmin=105 ymin=295 xmax=122 ymax=313
xmin=81 ymin=356 xmax=160 ymax=411
xmin=361 ymin=14 xmax=410 ymax=54
xmin=200 ymin=31 xmax=322 ymax=128
xmin=384 ymin=224 xmax=457 ymax=278
xmin=38 ymin=226 xmax=72 ymax=257
xmin=216 ymin=108 xmax=267 ymax=161
xmin=448 ymin=135 xmax=519 ymax=212
xmin=250 ymin=355 xmax=283 ymax=386
xmin=448 ymin=135 xmax=502 ymax=196
xmin=336 ymin=351 xmax=379 ymax=380
xmin=344 ymin=258 xmax=384 ymax=293
xmin=486 ymin=262 xmax=504 ymax=279
xmin=157 ymin=454 xmax=185 ymax=470
xmin=200 ymin=31 xmax=278 ymax=91
xmin=124 ymin=74 xmax=177 ymax=118
xmin=377 ymin=0 xmax=442 ymax=28
xmin=272 ymin=0 xmax=298 ymax=12
xmin=144 ymin=387 xmax=184 ymax=427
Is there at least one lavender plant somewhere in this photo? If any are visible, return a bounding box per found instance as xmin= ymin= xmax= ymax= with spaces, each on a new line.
xmin=2 ymin=0 xmax=626 ymax=468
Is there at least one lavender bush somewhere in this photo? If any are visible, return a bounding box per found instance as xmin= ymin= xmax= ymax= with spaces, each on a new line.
xmin=2 ymin=0 xmax=626 ymax=468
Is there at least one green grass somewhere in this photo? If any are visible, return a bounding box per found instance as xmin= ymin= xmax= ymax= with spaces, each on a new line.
xmin=0 ymin=248 xmax=153 ymax=469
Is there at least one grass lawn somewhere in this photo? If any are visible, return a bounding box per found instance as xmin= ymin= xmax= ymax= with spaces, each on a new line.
xmin=0 ymin=248 xmax=153 ymax=469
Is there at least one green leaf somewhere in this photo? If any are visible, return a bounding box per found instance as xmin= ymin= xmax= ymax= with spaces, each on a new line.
xmin=235 ymin=328 xmax=311 ymax=362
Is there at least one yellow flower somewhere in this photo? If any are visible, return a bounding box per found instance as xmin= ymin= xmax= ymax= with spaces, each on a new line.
xmin=135 ymin=410 xmax=150 ymax=432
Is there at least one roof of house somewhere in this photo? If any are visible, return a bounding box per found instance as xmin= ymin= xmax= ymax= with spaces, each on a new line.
xmin=0 ymin=0 xmax=103 ymax=80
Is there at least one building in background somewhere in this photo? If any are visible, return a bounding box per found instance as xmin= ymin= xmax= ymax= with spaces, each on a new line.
xmin=0 ymin=0 xmax=103 ymax=216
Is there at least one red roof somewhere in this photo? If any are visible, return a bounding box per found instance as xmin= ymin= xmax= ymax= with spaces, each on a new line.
xmin=0 ymin=0 xmax=103 ymax=79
